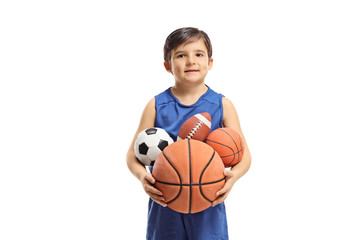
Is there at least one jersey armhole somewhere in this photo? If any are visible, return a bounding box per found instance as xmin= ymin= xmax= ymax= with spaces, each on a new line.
xmin=220 ymin=96 xmax=225 ymax=127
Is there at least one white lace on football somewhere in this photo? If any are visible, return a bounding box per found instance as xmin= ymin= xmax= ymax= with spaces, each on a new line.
xmin=186 ymin=121 xmax=203 ymax=139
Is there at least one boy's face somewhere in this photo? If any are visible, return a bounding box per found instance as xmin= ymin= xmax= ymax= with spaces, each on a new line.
xmin=164 ymin=39 xmax=213 ymax=85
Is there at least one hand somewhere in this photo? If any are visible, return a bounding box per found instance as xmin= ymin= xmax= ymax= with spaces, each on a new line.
xmin=212 ymin=169 xmax=236 ymax=207
xmin=140 ymin=172 xmax=167 ymax=207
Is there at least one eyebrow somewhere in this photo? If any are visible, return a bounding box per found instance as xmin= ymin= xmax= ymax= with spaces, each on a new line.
xmin=173 ymin=50 xmax=206 ymax=55
xmin=196 ymin=50 xmax=206 ymax=54
xmin=173 ymin=51 xmax=184 ymax=56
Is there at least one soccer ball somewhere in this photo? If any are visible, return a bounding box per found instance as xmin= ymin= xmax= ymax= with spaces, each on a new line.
xmin=134 ymin=128 xmax=174 ymax=166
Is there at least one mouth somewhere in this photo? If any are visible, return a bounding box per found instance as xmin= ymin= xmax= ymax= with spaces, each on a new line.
xmin=184 ymin=70 xmax=199 ymax=73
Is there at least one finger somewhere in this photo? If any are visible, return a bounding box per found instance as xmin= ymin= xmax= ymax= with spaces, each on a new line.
xmin=152 ymin=198 xmax=167 ymax=207
xmin=212 ymin=192 xmax=229 ymax=207
xmin=145 ymin=173 xmax=156 ymax=184
xmin=145 ymin=186 xmax=167 ymax=207
xmin=148 ymin=190 xmax=166 ymax=207
xmin=216 ymin=182 xmax=230 ymax=196
xmin=149 ymin=192 xmax=165 ymax=202
xmin=212 ymin=197 xmax=224 ymax=207
xmin=224 ymin=169 xmax=233 ymax=179
xmin=148 ymin=189 xmax=167 ymax=207
xmin=145 ymin=184 xmax=163 ymax=196
xmin=216 ymin=187 xmax=227 ymax=197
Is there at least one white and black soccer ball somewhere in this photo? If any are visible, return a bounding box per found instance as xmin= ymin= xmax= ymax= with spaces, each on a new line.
xmin=134 ymin=128 xmax=174 ymax=166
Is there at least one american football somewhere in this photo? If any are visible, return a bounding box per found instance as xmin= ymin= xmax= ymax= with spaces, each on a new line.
xmin=177 ymin=112 xmax=211 ymax=142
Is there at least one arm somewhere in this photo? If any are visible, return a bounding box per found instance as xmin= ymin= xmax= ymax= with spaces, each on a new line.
xmin=126 ymin=98 xmax=167 ymax=207
xmin=212 ymin=97 xmax=252 ymax=206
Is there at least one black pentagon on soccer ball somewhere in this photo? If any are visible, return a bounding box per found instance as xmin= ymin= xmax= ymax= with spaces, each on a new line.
xmin=139 ymin=142 xmax=149 ymax=155
xmin=157 ymin=140 xmax=169 ymax=151
xmin=145 ymin=128 xmax=157 ymax=135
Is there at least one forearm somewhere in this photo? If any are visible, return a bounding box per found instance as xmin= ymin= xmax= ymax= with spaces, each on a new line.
xmin=126 ymin=150 xmax=148 ymax=181
xmin=230 ymin=146 xmax=251 ymax=181
xmin=126 ymin=98 xmax=156 ymax=181
xmin=221 ymin=97 xmax=251 ymax=181
xmin=212 ymin=141 xmax=251 ymax=206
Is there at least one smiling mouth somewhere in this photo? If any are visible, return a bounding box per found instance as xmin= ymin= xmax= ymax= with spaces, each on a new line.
xmin=185 ymin=70 xmax=199 ymax=73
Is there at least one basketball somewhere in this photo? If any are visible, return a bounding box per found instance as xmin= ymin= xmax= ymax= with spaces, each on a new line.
xmin=152 ymin=139 xmax=225 ymax=214
xmin=205 ymin=128 xmax=245 ymax=167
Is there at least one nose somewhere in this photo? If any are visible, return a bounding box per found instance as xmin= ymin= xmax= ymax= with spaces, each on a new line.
xmin=186 ymin=56 xmax=195 ymax=66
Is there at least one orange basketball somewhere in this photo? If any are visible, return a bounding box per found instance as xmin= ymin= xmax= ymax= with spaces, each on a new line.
xmin=152 ymin=139 xmax=225 ymax=214
xmin=205 ymin=128 xmax=245 ymax=167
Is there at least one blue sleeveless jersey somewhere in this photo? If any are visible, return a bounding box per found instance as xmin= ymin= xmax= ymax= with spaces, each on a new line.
xmin=148 ymin=86 xmax=229 ymax=239
xmin=155 ymin=86 xmax=224 ymax=141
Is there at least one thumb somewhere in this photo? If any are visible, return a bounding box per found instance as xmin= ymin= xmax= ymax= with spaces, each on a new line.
xmin=224 ymin=169 xmax=233 ymax=178
xmin=145 ymin=173 xmax=156 ymax=184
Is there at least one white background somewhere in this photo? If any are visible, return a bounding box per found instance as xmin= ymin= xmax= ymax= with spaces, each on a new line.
xmin=1 ymin=0 xmax=359 ymax=239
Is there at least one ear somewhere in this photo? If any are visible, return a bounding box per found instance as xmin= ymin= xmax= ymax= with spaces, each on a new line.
xmin=208 ymin=57 xmax=214 ymax=70
xmin=164 ymin=61 xmax=172 ymax=73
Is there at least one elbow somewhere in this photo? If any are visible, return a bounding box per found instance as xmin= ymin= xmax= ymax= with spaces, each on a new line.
xmin=243 ymin=149 xmax=252 ymax=173
xmin=126 ymin=150 xmax=135 ymax=170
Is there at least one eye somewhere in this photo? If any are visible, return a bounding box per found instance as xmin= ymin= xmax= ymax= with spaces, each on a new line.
xmin=177 ymin=54 xmax=185 ymax=58
xmin=196 ymin=53 xmax=204 ymax=57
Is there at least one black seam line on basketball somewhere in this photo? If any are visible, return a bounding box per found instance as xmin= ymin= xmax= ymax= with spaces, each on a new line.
xmin=221 ymin=150 xmax=243 ymax=158
xmin=205 ymin=139 xmax=236 ymax=166
xmin=188 ymin=139 xmax=192 ymax=214
xmin=161 ymin=151 xmax=182 ymax=205
xmin=232 ymin=130 xmax=244 ymax=166
xmin=206 ymin=136 xmax=244 ymax=166
xmin=236 ymin=132 xmax=244 ymax=153
xmin=222 ymin=146 xmax=244 ymax=166
xmin=199 ymin=150 xmax=217 ymax=203
xmin=155 ymin=177 xmax=226 ymax=186
xmin=219 ymin=128 xmax=240 ymax=156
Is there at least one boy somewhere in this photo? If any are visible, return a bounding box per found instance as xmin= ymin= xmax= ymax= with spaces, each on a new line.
xmin=126 ymin=27 xmax=251 ymax=240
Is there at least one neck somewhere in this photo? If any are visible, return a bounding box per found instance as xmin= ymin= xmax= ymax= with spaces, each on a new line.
xmin=171 ymin=83 xmax=208 ymax=105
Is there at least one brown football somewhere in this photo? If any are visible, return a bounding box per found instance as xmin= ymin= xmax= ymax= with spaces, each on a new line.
xmin=177 ymin=112 xmax=212 ymax=142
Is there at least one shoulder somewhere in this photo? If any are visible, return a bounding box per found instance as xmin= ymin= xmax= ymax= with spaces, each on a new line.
xmin=146 ymin=97 xmax=155 ymax=108
xmin=222 ymin=97 xmax=236 ymax=116
xmin=206 ymin=86 xmax=223 ymax=97
xmin=222 ymin=97 xmax=236 ymax=110
xmin=142 ymin=97 xmax=156 ymax=117
xmin=155 ymin=88 xmax=174 ymax=106
xmin=222 ymin=97 xmax=241 ymax=129
xmin=202 ymin=86 xmax=224 ymax=104
xmin=138 ymin=98 xmax=156 ymax=131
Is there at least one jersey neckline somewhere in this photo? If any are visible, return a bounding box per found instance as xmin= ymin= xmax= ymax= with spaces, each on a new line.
xmin=166 ymin=85 xmax=211 ymax=108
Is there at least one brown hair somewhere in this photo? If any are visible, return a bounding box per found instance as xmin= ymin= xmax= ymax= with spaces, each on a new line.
xmin=163 ymin=27 xmax=213 ymax=63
